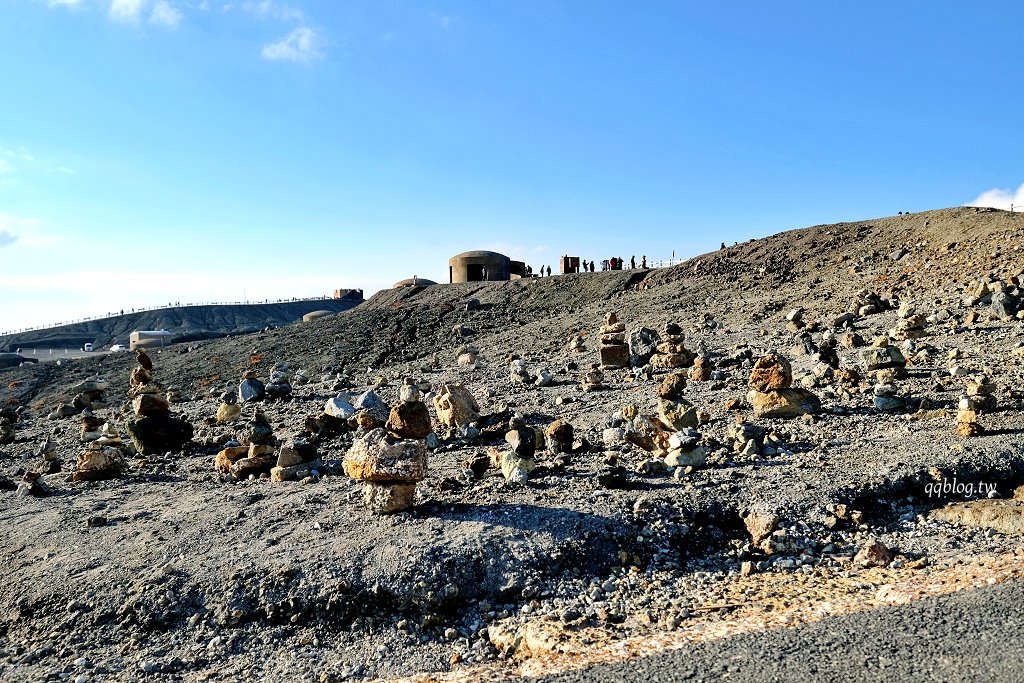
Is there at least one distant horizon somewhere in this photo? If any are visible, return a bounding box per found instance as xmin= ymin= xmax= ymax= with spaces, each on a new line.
xmin=3 ymin=2 xmax=1023 ymax=330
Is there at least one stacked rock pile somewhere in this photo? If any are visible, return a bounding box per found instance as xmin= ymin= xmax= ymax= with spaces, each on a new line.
xmin=746 ymin=353 xmax=821 ymax=419
xmin=73 ymin=420 xmax=129 ymax=481
xmin=656 ymin=372 xmax=698 ymax=432
xmin=493 ymin=414 xmax=536 ymax=483
xmin=270 ymin=436 xmax=321 ymax=482
xmin=125 ymin=351 xmax=194 ymax=456
xmin=649 ymin=322 xmax=694 ymax=369
xmin=264 ymin=363 xmax=292 ymax=400
xmin=215 ymin=408 xmax=277 ymax=479
xmin=849 ymin=288 xmax=888 ymax=316
xmin=79 ymin=410 xmax=104 ymax=442
xmin=216 ymin=390 xmax=241 ymax=423
xmin=582 ymin=363 xmax=605 ymax=392
xmin=861 ymin=337 xmax=908 ymax=378
xmin=344 ymin=378 xmax=431 ymax=513
xmin=0 ymin=407 xmax=18 ymax=444
xmin=70 ymin=378 xmax=109 ymax=412
xmin=598 ymin=313 xmax=629 ymax=369
xmin=238 ymin=370 xmax=265 ymax=403
xmin=688 ymin=356 xmax=713 ymax=382
xmin=955 ymin=376 xmax=997 ymax=437
xmin=37 ymin=438 xmax=60 ymax=474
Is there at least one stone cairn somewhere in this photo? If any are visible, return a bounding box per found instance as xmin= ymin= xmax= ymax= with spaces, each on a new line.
xmin=599 ymin=313 xmax=629 ymax=369
xmin=860 ymin=337 xmax=907 ymax=378
xmin=37 ymin=438 xmax=60 ymax=474
xmin=74 ymin=424 xmax=128 ymax=481
xmin=238 ymin=370 xmax=265 ymax=403
xmin=491 ymin=413 xmax=537 ymax=483
xmin=47 ymin=378 xmax=109 ymax=420
xmin=656 ymin=373 xmax=707 ymax=468
xmin=582 ymin=363 xmax=605 ymax=392
xmin=345 ymin=378 xmax=430 ymax=513
xmin=688 ymin=355 xmax=713 ymax=382
xmin=956 ymin=376 xmax=996 ymax=437
xmin=216 ymin=390 xmax=241 ymax=424
xmin=649 ymin=322 xmax=695 ymax=369
xmin=746 ymin=353 xmax=821 ymax=419
xmin=125 ymin=350 xmax=194 ymax=456
xmin=215 ymin=408 xmax=277 ymax=479
xmin=656 ymin=372 xmax=698 ymax=432
xmin=0 ymin=407 xmax=18 ymax=444
xmin=271 ymin=436 xmax=321 ymax=482
xmin=264 ymin=363 xmax=292 ymax=400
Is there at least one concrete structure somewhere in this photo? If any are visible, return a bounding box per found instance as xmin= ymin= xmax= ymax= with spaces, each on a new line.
xmin=560 ymin=256 xmax=581 ymax=274
xmin=302 ymin=310 xmax=335 ymax=322
xmin=333 ymin=288 xmax=364 ymax=300
xmin=129 ymin=330 xmax=173 ymax=351
xmin=450 ymin=250 xmax=510 ymax=283
xmin=393 ymin=277 xmax=438 ymax=289
xmin=510 ymin=260 xmax=528 ymax=278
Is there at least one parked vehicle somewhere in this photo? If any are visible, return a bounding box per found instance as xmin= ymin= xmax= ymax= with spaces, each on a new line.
xmin=83 ymin=343 xmax=93 ymax=352
xmin=110 ymin=344 xmax=128 ymax=352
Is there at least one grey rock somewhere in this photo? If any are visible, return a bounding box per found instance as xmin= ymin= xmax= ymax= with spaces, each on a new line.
xmin=627 ymin=326 xmax=661 ymax=367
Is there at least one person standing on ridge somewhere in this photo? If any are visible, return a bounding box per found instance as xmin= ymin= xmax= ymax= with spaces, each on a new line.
xmin=630 ymin=255 xmax=636 ymax=269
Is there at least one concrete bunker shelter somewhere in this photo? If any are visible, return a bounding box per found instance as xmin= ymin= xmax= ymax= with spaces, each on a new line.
xmin=449 ymin=250 xmax=527 ymax=283
xmin=130 ymin=330 xmax=173 ymax=351
xmin=393 ymin=277 xmax=438 ymax=289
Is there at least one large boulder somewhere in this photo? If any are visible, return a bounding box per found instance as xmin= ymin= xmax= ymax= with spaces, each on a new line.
xmin=72 ymin=446 xmax=127 ymax=481
xmin=544 ymin=419 xmax=574 ymax=455
xmin=657 ymin=398 xmax=699 ymax=431
xmin=747 ymin=388 xmax=822 ymax=419
xmin=991 ymin=291 xmax=1020 ymax=319
xmin=433 ymin=385 xmax=480 ymax=428
xmin=386 ymin=401 xmax=432 ymax=439
xmin=627 ymin=326 xmax=661 ymax=367
xmin=125 ymin=414 xmax=194 ymax=455
xmin=748 ymin=354 xmax=793 ymax=391
xmin=343 ymin=428 xmax=428 ymax=482
xmin=861 ymin=346 xmax=906 ymax=371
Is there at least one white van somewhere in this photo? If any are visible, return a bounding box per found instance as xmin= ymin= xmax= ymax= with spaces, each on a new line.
xmin=110 ymin=344 xmax=127 ymax=352
xmin=83 ymin=343 xmax=94 ymax=352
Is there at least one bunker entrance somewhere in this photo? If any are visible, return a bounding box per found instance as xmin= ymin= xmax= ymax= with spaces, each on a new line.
xmin=466 ymin=264 xmax=486 ymax=281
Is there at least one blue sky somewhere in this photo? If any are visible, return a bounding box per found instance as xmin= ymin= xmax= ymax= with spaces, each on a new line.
xmin=2 ymin=1 xmax=1022 ymax=331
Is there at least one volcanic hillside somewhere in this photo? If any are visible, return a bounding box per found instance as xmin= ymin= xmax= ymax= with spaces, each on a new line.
xmin=0 ymin=206 xmax=1022 ymax=683
xmin=0 ymin=292 xmax=364 ymax=353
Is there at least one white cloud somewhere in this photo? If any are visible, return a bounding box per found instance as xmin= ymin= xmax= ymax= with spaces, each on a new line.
xmin=0 ymin=159 xmax=13 ymax=174
xmin=48 ymin=0 xmax=82 ymax=7
xmin=967 ymin=183 xmax=1024 ymax=211
xmin=0 ymin=230 xmax=17 ymax=248
xmin=261 ymin=25 xmax=322 ymax=64
xmin=150 ymin=0 xmax=182 ymax=27
xmin=243 ymin=0 xmax=302 ymax=21
xmin=109 ymin=0 xmax=145 ymax=22
xmin=439 ymin=15 xmax=453 ymax=29
xmin=50 ymin=166 xmax=77 ymax=174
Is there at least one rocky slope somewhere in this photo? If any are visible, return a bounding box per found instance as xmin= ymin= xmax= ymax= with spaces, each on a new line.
xmin=0 ymin=206 xmax=1022 ymax=682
